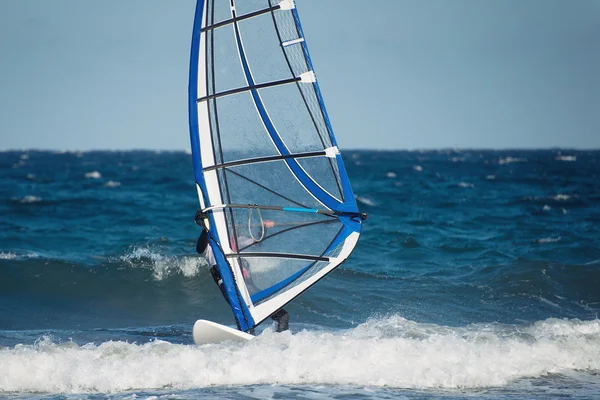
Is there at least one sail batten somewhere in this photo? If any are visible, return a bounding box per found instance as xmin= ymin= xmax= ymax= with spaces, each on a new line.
xmin=197 ymin=76 xmax=302 ymax=103
xmin=188 ymin=0 xmax=364 ymax=331
xmin=201 ymin=4 xmax=281 ymax=32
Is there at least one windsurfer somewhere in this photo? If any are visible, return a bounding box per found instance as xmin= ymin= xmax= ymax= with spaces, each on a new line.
xmin=195 ymin=224 xmax=289 ymax=333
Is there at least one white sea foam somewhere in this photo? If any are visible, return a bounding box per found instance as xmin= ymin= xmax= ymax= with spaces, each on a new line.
xmin=543 ymin=205 xmax=551 ymax=211
xmin=84 ymin=171 xmax=102 ymax=179
xmin=355 ymin=196 xmax=377 ymax=207
xmin=556 ymin=155 xmax=576 ymax=162
xmin=535 ymin=237 xmax=561 ymax=244
xmin=386 ymin=172 xmax=396 ymax=178
xmin=553 ymin=194 xmax=572 ymax=201
xmin=14 ymin=195 xmax=42 ymax=204
xmin=458 ymin=182 xmax=474 ymax=188
xmin=104 ymin=180 xmax=121 ymax=188
xmin=413 ymin=165 xmax=423 ymax=172
xmin=486 ymin=175 xmax=496 ymax=180
xmin=120 ymin=247 xmax=205 ymax=280
xmin=0 ymin=252 xmax=17 ymax=260
xmin=0 ymin=316 xmax=598 ymax=394
xmin=0 ymin=251 xmax=37 ymax=260
xmin=498 ymin=157 xmax=527 ymax=165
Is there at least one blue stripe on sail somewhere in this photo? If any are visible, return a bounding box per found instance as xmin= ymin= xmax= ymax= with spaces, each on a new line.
xmin=232 ymin=20 xmax=343 ymax=212
xmin=323 ymin=216 xmax=361 ymax=255
xmin=189 ymin=0 xmax=254 ymax=332
xmin=335 ymin=154 xmax=359 ymax=213
xmin=209 ymin=237 xmax=255 ymax=330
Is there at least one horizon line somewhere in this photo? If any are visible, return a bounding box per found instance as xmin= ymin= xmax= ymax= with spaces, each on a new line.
xmin=1 ymin=146 xmax=599 ymax=153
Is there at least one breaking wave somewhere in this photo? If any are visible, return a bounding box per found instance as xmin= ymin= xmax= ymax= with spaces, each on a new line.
xmin=0 ymin=316 xmax=598 ymax=394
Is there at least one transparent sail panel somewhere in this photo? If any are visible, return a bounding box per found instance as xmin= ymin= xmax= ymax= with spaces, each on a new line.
xmin=237 ymin=12 xmax=293 ymax=84
xmin=258 ymin=84 xmax=333 ymax=153
xmin=297 ymin=156 xmax=343 ymax=201
xmin=224 ymin=161 xmax=330 ymax=209
xmin=213 ymin=93 xmax=280 ymax=161
xmin=224 ymin=208 xmax=340 ymax=255
xmin=235 ymin=1 xmax=271 ymax=16
xmin=212 ymin=26 xmax=249 ymax=94
xmin=221 ymin=167 xmax=307 ymax=209
xmin=211 ymin=0 xmax=233 ymax=26
xmin=248 ymin=258 xmax=333 ymax=305
xmin=240 ymin=257 xmax=312 ymax=298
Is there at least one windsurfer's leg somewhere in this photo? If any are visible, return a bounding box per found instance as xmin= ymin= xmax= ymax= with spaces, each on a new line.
xmin=209 ymin=265 xmax=228 ymax=301
xmin=271 ymin=308 xmax=289 ymax=332
xmin=195 ymin=229 xmax=208 ymax=254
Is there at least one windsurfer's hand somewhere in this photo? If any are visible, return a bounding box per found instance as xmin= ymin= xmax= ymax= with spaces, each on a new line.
xmin=263 ymin=220 xmax=275 ymax=228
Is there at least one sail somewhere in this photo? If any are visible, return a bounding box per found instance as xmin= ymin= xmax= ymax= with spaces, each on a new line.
xmin=188 ymin=0 xmax=365 ymax=332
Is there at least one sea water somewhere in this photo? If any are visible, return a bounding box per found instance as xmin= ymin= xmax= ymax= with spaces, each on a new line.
xmin=1 ymin=149 xmax=599 ymax=399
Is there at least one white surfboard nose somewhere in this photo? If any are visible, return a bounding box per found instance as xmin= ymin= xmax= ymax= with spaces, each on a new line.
xmin=193 ymin=319 xmax=254 ymax=345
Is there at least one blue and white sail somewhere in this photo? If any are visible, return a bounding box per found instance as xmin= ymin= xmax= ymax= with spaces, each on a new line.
xmin=188 ymin=0 xmax=365 ymax=332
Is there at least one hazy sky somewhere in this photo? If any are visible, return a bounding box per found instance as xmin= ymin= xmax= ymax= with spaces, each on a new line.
xmin=1 ymin=0 xmax=599 ymax=150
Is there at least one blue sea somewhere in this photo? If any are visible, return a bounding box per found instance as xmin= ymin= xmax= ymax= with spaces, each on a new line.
xmin=1 ymin=149 xmax=599 ymax=399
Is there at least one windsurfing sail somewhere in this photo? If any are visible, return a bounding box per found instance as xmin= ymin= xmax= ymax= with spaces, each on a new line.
xmin=188 ymin=0 xmax=366 ymax=332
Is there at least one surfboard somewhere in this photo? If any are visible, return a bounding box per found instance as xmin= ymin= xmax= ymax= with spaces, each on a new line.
xmin=193 ymin=319 xmax=254 ymax=345
xmin=187 ymin=0 xmax=367 ymax=341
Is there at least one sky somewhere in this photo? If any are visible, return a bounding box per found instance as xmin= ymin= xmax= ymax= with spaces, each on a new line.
xmin=0 ymin=0 xmax=599 ymax=150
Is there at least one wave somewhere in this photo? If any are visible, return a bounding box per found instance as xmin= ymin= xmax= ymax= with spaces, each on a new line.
xmin=84 ymin=171 xmax=102 ymax=179
xmin=103 ymin=180 xmax=121 ymax=188
xmin=498 ymin=157 xmax=527 ymax=165
xmin=0 ymin=316 xmax=598 ymax=394
xmin=11 ymin=195 xmax=43 ymax=204
xmin=555 ymin=155 xmax=576 ymax=162
xmin=534 ymin=237 xmax=561 ymax=244
xmin=355 ymin=196 xmax=377 ymax=207
xmin=0 ymin=252 xmax=17 ymax=260
xmin=120 ymin=246 xmax=207 ymax=280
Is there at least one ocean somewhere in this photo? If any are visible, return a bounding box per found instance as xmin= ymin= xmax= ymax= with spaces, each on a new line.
xmin=1 ymin=149 xmax=599 ymax=399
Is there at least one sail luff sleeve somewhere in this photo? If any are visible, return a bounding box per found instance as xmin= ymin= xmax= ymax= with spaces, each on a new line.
xmin=188 ymin=0 xmax=254 ymax=332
